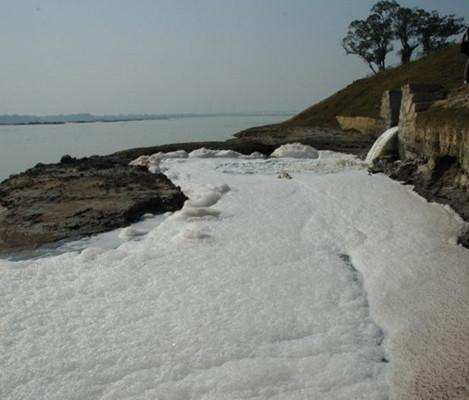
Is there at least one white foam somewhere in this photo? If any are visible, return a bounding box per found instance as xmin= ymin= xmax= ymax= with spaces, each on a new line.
xmin=244 ymin=151 xmax=266 ymax=159
xmin=271 ymin=142 xmax=319 ymax=159
xmin=178 ymin=206 xmax=221 ymax=219
xmin=187 ymin=148 xmax=267 ymax=159
xmin=213 ymin=151 xmax=366 ymax=176
xmin=174 ymin=225 xmax=212 ymax=241
xmin=130 ymin=150 xmax=188 ymax=173
xmin=215 ymin=183 xmax=231 ymax=194
xmin=129 ymin=154 xmax=150 ymax=166
xmin=1 ymin=151 xmax=467 ymax=399
xmin=186 ymin=191 xmax=222 ymax=208
xmin=118 ymin=226 xmax=146 ymax=240
xmin=188 ymin=148 xmax=231 ymax=158
xmin=131 ymin=149 xmax=265 ymax=165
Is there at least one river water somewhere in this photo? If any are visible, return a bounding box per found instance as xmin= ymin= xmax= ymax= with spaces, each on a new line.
xmin=0 ymin=114 xmax=289 ymax=181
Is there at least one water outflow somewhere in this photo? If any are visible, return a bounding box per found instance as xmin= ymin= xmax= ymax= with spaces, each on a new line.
xmin=365 ymin=126 xmax=399 ymax=164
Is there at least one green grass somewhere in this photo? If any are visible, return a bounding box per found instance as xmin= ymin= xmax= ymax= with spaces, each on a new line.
xmin=286 ymin=45 xmax=466 ymax=128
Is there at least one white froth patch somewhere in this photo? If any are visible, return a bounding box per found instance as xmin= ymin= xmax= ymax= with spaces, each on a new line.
xmin=118 ymin=226 xmax=146 ymax=240
xmin=271 ymin=142 xmax=319 ymax=159
xmin=178 ymin=205 xmax=221 ymax=219
xmin=174 ymin=225 xmax=212 ymax=240
xmin=188 ymin=148 xmax=265 ymax=159
xmin=214 ymin=151 xmax=365 ymax=176
xmin=245 ymin=151 xmax=266 ymax=159
xmin=215 ymin=183 xmax=231 ymax=194
xmin=129 ymin=154 xmax=150 ymax=166
xmin=131 ymin=149 xmax=265 ymax=174
xmin=187 ymin=191 xmax=221 ymax=208
xmin=189 ymin=148 xmax=241 ymax=158
xmin=130 ymin=150 xmax=188 ymax=173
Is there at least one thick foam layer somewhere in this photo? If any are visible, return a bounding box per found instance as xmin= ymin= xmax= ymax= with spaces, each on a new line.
xmin=271 ymin=142 xmax=319 ymax=159
xmin=130 ymin=150 xmax=189 ymax=173
xmin=1 ymin=149 xmax=467 ymax=399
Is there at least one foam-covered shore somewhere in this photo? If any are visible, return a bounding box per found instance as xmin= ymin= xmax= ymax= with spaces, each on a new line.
xmin=1 ymin=145 xmax=468 ymax=399
xmin=127 ymin=147 xmax=469 ymax=399
xmin=0 ymin=132 xmax=375 ymax=255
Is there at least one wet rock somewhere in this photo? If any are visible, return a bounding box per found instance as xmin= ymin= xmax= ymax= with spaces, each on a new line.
xmin=388 ymin=159 xmax=418 ymax=182
xmin=0 ymin=156 xmax=187 ymax=255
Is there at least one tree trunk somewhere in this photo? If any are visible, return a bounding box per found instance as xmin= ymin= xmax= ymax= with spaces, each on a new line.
xmin=401 ymin=46 xmax=412 ymax=64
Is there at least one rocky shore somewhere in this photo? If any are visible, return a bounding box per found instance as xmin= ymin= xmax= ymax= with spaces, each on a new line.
xmin=2 ymin=84 xmax=469 ymax=256
xmin=0 ymin=130 xmax=373 ymax=255
xmin=112 ymin=128 xmax=374 ymax=163
xmin=0 ymin=129 xmax=375 ymax=256
xmin=0 ymin=155 xmax=187 ymax=255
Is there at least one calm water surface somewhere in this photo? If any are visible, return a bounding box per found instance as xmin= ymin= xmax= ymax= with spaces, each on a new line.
xmin=0 ymin=114 xmax=289 ymax=181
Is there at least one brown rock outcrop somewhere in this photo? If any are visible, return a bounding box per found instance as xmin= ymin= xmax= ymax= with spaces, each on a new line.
xmin=398 ymin=84 xmax=449 ymax=159
xmin=0 ymin=156 xmax=187 ymax=255
xmin=335 ymin=115 xmax=384 ymax=135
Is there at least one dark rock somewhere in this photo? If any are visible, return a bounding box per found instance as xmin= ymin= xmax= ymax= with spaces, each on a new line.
xmin=60 ymin=154 xmax=76 ymax=164
xmin=0 ymin=156 xmax=187 ymax=255
xmin=459 ymin=231 xmax=469 ymax=248
xmin=388 ymin=160 xmax=418 ymax=182
xmin=233 ymin=125 xmax=374 ymax=156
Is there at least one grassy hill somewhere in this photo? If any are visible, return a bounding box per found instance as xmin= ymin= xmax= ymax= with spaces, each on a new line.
xmin=286 ymin=44 xmax=466 ymax=128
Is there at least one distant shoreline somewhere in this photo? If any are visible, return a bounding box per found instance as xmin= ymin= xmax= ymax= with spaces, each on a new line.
xmin=0 ymin=118 xmax=148 ymax=126
xmin=0 ymin=112 xmax=295 ymax=127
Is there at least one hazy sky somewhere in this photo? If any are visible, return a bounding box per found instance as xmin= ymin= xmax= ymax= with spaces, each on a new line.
xmin=0 ymin=0 xmax=466 ymax=115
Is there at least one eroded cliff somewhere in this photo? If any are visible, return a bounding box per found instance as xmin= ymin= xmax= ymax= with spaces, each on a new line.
xmin=374 ymin=83 xmax=469 ymax=246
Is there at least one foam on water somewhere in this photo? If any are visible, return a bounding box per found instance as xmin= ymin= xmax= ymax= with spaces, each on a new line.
xmin=270 ymin=142 xmax=319 ymax=159
xmin=1 ymin=148 xmax=467 ymax=399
